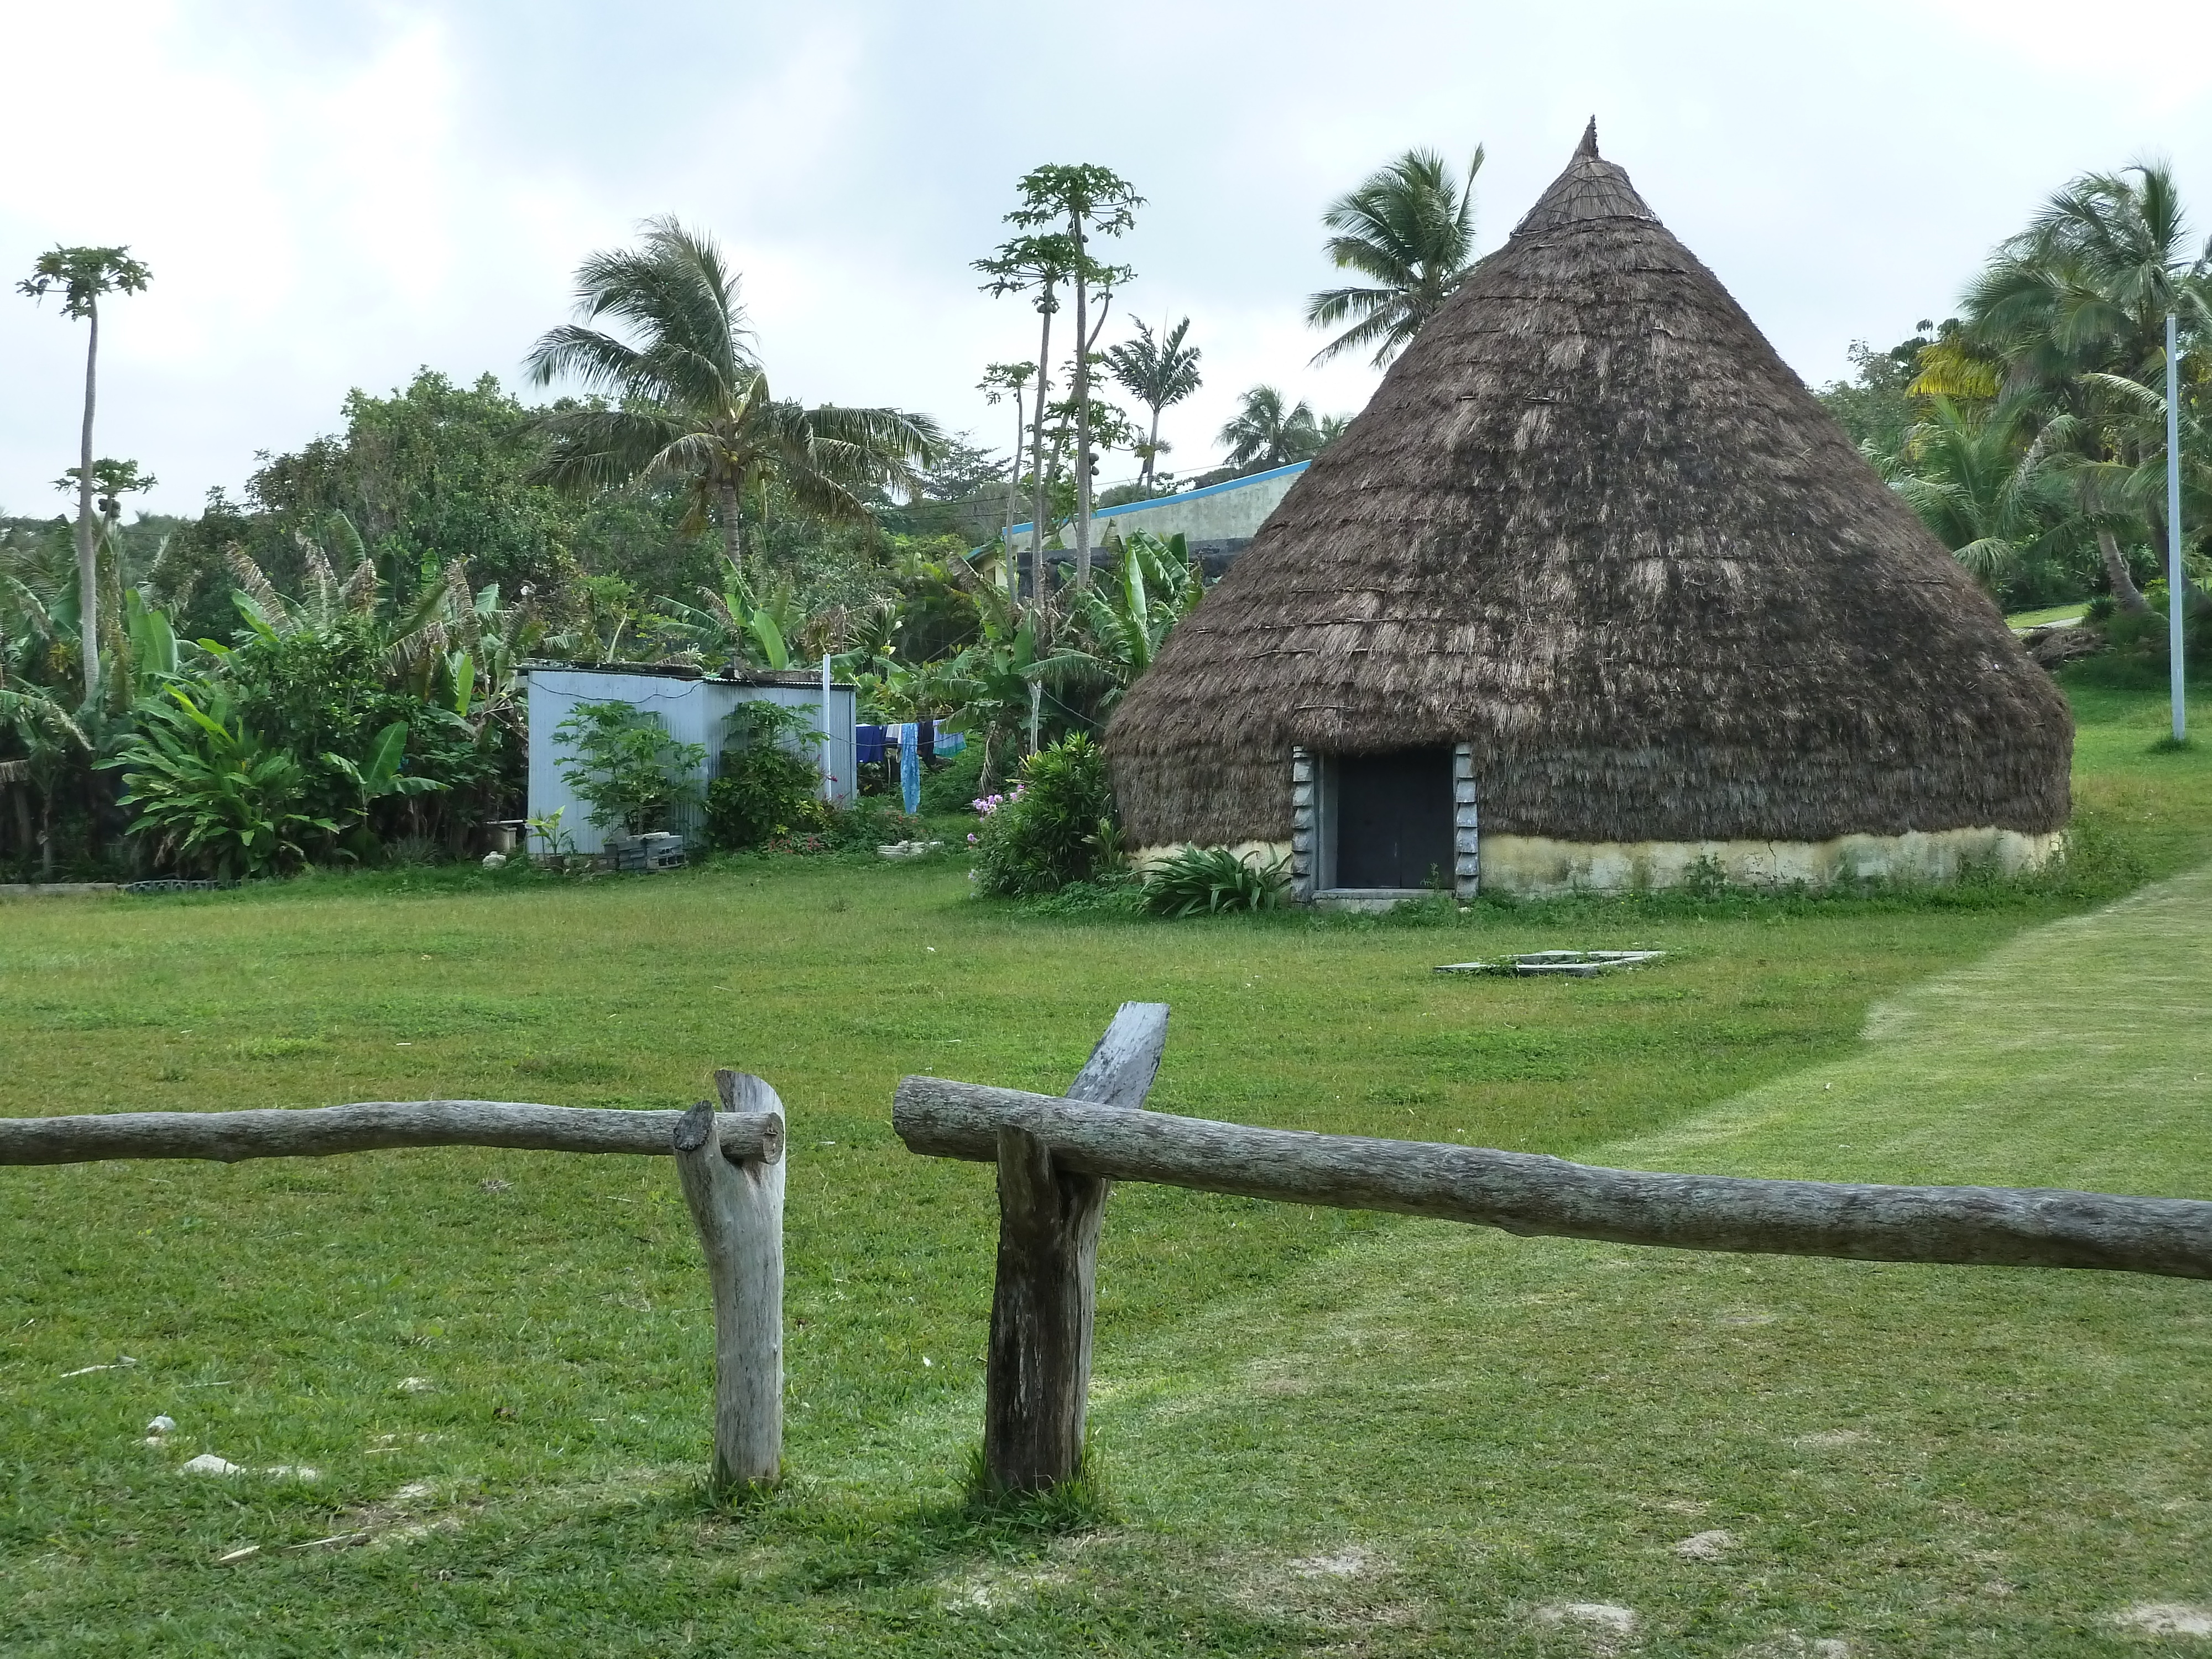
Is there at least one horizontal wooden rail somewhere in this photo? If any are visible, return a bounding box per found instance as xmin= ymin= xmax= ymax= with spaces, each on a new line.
xmin=893 ymin=1078 xmax=2212 ymax=1280
xmin=0 ymin=1102 xmax=783 ymax=1166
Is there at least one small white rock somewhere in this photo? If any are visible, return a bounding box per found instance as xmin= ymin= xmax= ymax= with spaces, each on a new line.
xmin=482 ymin=851 xmax=507 ymax=869
xmin=147 ymin=1415 xmax=176 ymax=1434
xmin=1535 ymin=1602 xmax=1639 ymax=1636
xmin=2114 ymin=1604 xmax=2212 ymax=1636
xmin=1676 ymin=1528 xmax=1738 ymax=1561
xmin=181 ymin=1454 xmax=243 ymax=1476
xmin=1290 ymin=1547 xmax=1369 ymax=1578
xmin=260 ymin=1464 xmax=319 ymax=1481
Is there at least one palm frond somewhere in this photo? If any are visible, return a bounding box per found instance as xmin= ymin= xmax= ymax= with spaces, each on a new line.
xmin=224 ymin=548 xmax=298 ymax=634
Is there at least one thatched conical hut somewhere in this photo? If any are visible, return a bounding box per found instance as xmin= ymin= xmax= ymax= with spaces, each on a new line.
xmin=1105 ymin=123 xmax=2072 ymax=901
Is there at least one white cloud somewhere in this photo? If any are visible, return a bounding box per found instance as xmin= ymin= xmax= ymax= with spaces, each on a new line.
xmin=4 ymin=0 xmax=2209 ymax=518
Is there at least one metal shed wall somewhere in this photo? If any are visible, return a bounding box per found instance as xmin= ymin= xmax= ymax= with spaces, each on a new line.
xmin=524 ymin=667 xmax=857 ymax=855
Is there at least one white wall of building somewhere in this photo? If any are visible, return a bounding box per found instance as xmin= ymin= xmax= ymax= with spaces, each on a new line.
xmin=1004 ymin=461 xmax=1310 ymax=552
xmin=523 ymin=666 xmax=857 ymax=855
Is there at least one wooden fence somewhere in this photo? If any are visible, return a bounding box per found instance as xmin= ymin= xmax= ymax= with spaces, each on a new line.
xmin=0 ymin=1072 xmax=787 ymax=1492
xmin=894 ymin=1003 xmax=2212 ymax=1493
xmin=13 ymin=1001 xmax=2211 ymax=1504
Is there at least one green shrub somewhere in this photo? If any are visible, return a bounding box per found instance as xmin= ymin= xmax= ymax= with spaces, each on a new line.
xmin=919 ymin=740 xmax=985 ymax=816
xmin=106 ymin=682 xmax=339 ymax=879
xmin=555 ymin=700 xmax=708 ymax=838
xmin=2068 ymin=588 xmax=2212 ymax=690
xmin=707 ymin=702 xmax=825 ymax=850
xmin=970 ymin=735 xmax=1117 ymax=897
xmin=1139 ymin=844 xmax=1290 ymax=916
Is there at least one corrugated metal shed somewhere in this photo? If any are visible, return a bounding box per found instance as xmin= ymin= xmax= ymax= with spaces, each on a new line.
xmin=523 ymin=663 xmax=857 ymax=855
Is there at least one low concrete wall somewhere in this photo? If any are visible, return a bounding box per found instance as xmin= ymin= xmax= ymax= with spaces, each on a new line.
xmin=1478 ymin=827 xmax=2065 ymax=896
xmin=1129 ymin=827 xmax=2064 ymax=901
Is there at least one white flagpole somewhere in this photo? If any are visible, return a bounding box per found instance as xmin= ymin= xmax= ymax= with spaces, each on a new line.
xmin=2168 ymin=312 xmax=2187 ymax=744
xmin=821 ymin=651 xmax=836 ymax=802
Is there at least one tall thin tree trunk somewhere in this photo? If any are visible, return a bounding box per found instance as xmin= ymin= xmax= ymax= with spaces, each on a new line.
xmin=718 ymin=478 xmax=744 ymax=579
xmin=2098 ymin=527 xmax=2148 ymax=613
xmin=1142 ymin=405 xmax=1162 ymax=489
xmin=1029 ymin=300 xmax=1055 ymax=609
xmin=76 ymin=302 xmax=101 ymax=700
xmin=1072 ymin=212 xmax=1093 ymax=592
xmin=1003 ymin=393 xmax=1025 ymax=593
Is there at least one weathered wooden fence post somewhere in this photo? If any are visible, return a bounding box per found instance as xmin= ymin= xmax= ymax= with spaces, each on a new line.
xmin=984 ymin=1001 xmax=1168 ymax=1493
xmin=673 ymin=1070 xmax=787 ymax=1492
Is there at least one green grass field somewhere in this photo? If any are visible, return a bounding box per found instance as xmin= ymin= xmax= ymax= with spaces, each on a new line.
xmin=3 ymin=678 xmax=2209 ymax=1655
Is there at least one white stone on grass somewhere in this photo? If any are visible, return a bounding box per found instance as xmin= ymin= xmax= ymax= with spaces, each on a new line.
xmin=1534 ymin=1601 xmax=1640 ymax=1643
xmin=2113 ymin=1604 xmax=2212 ymax=1636
xmin=1675 ymin=1528 xmax=1738 ymax=1561
xmin=145 ymin=1415 xmax=175 ymax=1434
xmin=181 ymin=1454 xmax=243 ymax=1475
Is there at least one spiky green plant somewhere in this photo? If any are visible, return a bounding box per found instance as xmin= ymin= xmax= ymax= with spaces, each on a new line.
xmin=1139 ymin=843 xmax=1290 ymax=916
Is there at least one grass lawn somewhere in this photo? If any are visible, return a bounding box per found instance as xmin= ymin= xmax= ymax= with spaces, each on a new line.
xmin=2005 ymin=602 xmax=2090 ymax=629
xmin=3 ymin=679 xmax=2209 ymax=1655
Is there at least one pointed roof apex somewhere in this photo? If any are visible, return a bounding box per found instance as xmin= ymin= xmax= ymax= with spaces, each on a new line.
xmin=1510 ymin=120 xmax=1656 ymax=236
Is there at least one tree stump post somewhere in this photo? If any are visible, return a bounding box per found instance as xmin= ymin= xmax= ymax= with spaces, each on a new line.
xmin=984 ymin=1002 xmax=1168 ymax=1493
xmin=673 ymin=1070 xmax=786 ymax=1492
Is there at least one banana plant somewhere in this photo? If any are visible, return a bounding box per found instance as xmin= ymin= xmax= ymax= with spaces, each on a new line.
xmin=654 ymin=562 xmax=801 ymax=670
xmin=322 ymin=719 xmax=446 ymax=812
xmin=1040 ymin=530 xmax=1206 ymax=714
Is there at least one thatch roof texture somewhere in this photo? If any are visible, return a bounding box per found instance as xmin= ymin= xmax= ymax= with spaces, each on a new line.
xmin=1107 ymin=123 xmax=2072 ymax=851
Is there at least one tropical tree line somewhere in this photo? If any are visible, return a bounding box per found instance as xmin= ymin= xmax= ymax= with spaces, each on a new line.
xmin=3 ymin=136 xmax=1499 ymax=879
xmin=1818 ymin=161 xmax=2209 ymax=626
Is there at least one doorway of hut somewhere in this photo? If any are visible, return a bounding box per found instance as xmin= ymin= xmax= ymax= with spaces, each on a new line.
xmin=1326 ymin=747 xmax=1454 ymax=891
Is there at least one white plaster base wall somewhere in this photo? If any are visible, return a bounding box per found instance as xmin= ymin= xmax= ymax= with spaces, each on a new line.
xmin=1478 ymin=827 xmax=2065 ymax=896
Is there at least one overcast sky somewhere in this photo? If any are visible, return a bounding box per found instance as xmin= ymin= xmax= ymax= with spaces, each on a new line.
xmin=6 ymin=0 xmax=2211 ymax=520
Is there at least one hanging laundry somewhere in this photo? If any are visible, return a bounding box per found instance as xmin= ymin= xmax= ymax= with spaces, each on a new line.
xmin=855 ymin=724 xmax=886 ymax=766
xmin=934 ymin=728 xmax=967 ymax=757
xmin=898 ymin=721 xmax=921 ymax=815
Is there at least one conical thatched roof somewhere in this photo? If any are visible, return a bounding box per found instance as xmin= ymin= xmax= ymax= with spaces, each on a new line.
xmin=1107 ymin=123 xmax=2072 ymax=850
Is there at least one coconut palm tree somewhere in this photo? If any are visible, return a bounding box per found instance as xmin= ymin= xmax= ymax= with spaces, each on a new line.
xmin=1218 ymin=387 xmax=1322 ymax=472
xmin=1105 ymin=317 xmax=1202 ymax=490
xmin=1887 ymin=396 xmax=2074 ymax=590
xmin=525 ymin=217 xmax=943 ymax=576
xmin=1954 ymin=163 xmax=2211 ymax=609
xmin=1306 ymin=147 xmax=1483 ymax=369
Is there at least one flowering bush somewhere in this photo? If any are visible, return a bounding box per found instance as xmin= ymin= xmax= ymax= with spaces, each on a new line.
xmin=969 ymin=737 xmax=1117 ymax=897
xmin=967 ymin=784 xmax=1025 ymax=846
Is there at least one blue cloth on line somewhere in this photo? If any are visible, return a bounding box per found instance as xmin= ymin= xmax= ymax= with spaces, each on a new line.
xmin=898 ymin=721 xmax=920 ymax=815
xmin=934 ymin=729 xmax=966 ymax=757
xmin=855 ymin=724 xmax=885 ymax=765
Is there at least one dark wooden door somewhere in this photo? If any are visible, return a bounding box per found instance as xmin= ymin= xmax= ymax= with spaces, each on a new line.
xmin=1333 ymin=748 xmax=1453 ymax=889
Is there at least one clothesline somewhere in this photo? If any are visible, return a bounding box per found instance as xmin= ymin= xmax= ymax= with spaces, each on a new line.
xmin=854 ymin=719 xmax=967 ymax=815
